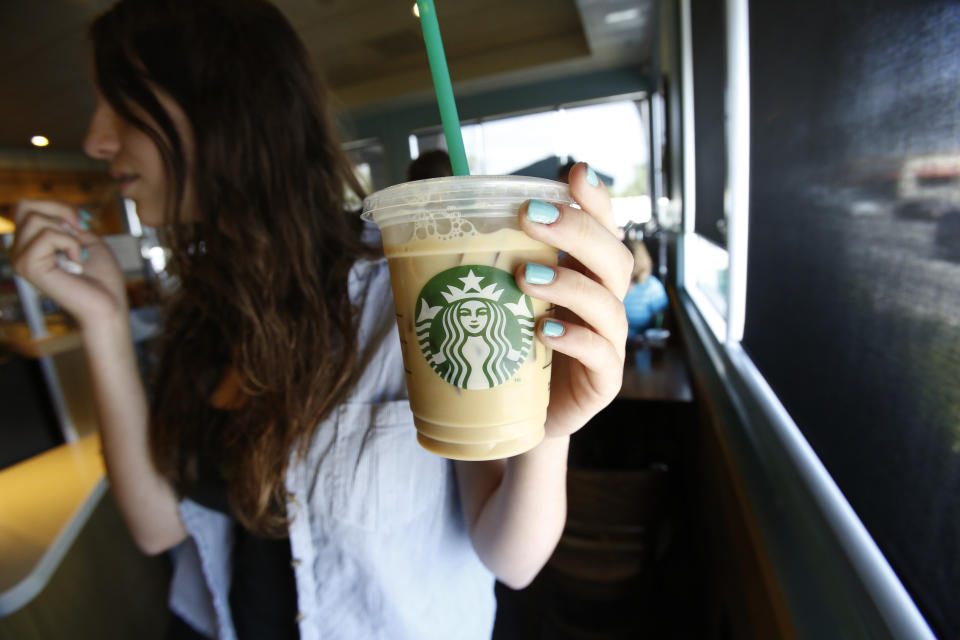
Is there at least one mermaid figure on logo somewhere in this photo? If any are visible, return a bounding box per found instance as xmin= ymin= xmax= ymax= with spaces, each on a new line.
xmin=437 ymin=298 xmax=521 ymax=389
xmin=417 ymin=267 xmax=534 ymax=390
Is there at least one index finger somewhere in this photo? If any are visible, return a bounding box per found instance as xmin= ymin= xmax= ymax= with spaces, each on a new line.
xmin=14 ymin=199 xmax=81 ymax=229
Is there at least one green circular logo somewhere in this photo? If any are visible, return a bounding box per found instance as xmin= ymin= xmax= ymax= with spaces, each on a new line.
xmin=415 ymin=265 xmax=535 ymax=389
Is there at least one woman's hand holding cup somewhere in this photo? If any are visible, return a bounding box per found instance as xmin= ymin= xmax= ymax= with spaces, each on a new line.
xmin=515 ymin=162 xmax=634 ymax=438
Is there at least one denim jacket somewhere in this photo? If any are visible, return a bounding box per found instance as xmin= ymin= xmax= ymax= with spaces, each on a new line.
xmin=167 ymin=257 xmax=496 ymax=639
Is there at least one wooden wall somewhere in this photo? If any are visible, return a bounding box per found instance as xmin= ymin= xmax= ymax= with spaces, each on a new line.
xmin=681 ymin=309 xmax=798 ymax=639
xmin=690 ymin=397 xmax=797 ymax=639
xmin=0 ymin=169 xmax=124 ymax=235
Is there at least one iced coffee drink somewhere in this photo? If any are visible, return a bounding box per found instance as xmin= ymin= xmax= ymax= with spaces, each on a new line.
xmin=362 ymin=176 xmax=575 ymax=460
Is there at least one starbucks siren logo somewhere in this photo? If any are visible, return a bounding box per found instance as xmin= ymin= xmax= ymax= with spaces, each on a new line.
xmin=416 ymin=265 xmax=535 ymax=390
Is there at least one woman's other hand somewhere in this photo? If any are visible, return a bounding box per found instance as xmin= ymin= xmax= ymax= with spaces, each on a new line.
xmin=11 ymin=198 xmax=128 ymax=328
xmin=516 ymin=162 xmax=633 ymax=437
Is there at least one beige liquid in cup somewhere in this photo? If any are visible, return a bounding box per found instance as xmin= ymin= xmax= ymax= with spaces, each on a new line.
xmin=364 ymin=175 xmax=573 ymax=461
xmin=383 ymin=226 xmax=556 ymax=460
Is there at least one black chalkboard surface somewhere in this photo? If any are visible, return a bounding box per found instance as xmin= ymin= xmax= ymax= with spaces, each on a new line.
xmin=743 ymin=1 xmax=960 ymax=635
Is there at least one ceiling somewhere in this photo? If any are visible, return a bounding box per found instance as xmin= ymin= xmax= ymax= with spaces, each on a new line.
xmin=0 ymin=0 xmax=655 ymax=156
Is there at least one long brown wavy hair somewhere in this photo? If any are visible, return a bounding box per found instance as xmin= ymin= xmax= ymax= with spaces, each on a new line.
xmin=91 ymin=0 xmax=373 ymax=537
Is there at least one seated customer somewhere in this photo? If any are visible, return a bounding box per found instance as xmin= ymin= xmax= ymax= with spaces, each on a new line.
xmin=623 ymin=239 xmax=668 ymax=338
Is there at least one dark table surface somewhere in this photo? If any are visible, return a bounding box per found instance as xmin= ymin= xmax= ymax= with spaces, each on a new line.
xmin=618 ymin=342 xmax=693 ymax=403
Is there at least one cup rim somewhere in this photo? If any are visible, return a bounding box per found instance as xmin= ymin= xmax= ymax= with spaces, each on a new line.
xmin=360 ymin=175 xmax=576 ymax=224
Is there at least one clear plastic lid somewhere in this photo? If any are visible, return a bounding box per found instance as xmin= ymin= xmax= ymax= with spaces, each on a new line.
xmin=361 ymin=175 xmax=575 ymax=226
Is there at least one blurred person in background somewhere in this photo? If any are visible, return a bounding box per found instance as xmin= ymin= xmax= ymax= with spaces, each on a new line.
xmin=407 ymin=149 xmax=453 ymax=181
xmin=623 ymin=238 xmax=668 ymax=339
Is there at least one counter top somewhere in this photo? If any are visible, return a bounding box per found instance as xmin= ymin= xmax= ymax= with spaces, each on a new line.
xmin=0 ymin=434 xmax=106 ymax=616
xmin=0 ymin=319 xmax=82 ymax=359
xmin=0 ymin=306 xmax=161 ymax=359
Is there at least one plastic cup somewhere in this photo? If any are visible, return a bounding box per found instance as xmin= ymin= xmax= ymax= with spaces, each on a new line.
xmin=361 ymin=176 xmax=575 ymax=460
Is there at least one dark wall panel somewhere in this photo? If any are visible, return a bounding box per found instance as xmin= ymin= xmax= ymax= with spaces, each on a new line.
xmin=743 ymin=1 xmax=960 ymax=635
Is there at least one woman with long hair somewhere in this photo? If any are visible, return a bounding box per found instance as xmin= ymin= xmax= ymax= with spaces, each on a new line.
xmin=11 ymin=1 xmax=634 ymax=638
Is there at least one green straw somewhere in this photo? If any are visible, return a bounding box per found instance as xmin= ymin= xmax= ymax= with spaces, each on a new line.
xmin=416 ymin=0 xmax=470 ymax=176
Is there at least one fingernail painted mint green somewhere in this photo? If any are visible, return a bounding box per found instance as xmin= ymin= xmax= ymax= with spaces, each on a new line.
xmin=585 ymin=165 xmax=599 ymax=187
xmin=542 ymin=320 xmax=565 ymax=337
xmin=527 ymin=199 xmax=559 ymax=224
xmin=416 ymin=265 xmax=534 ymax=389
xmin=77 ymin=208 xmax=92 ymax=230
xmin=81 ymin=249 xmax=90 ymax=261
xmin=525 ymin=263 xmax=556 ymax=285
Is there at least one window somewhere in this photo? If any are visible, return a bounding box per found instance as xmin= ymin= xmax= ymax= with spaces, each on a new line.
xmin=343 ymin=138 xmax=389 ymax=206
xmin=409 ymin=96 xmax=653 ymax=228
xmin=680 ymin=0 xmax=738 ymax=340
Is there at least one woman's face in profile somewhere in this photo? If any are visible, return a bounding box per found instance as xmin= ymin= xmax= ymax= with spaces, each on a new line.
xmin=82 ymin=83 xmax=197 ymax=227
xmin=459 ymin=300 xmax=490 ymax=335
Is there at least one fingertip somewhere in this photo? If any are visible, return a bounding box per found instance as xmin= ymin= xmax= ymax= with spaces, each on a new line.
xmin=525 ymin=199 xmax=561 ymax=225
xmin=56 ymin=252 xmax=84 ymax=275
xmin=541 ymin=319 xmax=566 ymax=338
xmin=59 ymin=220 xmax=81 ymax=237
xmin=585 ymin=164 xmax=599 ymax=187
xmin=567 ymin=163 xmax=616 ymax=232
xmin=566 ymin=164 xmax=588 ymax=203
xmin=77 ymin=207 xmax=93 ymax=226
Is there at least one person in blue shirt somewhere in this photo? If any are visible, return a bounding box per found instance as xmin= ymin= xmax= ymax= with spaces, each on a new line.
xmin=623 ymin=239 xmax=668 ymax=339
